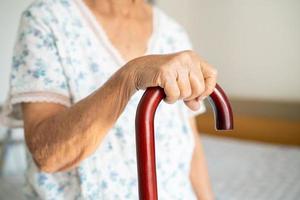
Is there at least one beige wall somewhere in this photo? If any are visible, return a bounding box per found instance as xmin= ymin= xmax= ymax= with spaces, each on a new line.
xmin=0 ymin=0 xmax=33 ymax=103
xmin=157 ymin=0 xmax=300 ymax=102
xmin=1 ymin=0 xmax=300 ymax=102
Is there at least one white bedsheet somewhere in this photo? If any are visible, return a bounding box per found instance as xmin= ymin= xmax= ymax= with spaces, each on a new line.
xmin=202 ymin=135 xmax=300 ymax=200
xmin=1 ymin=134 xmax=300 ymax=200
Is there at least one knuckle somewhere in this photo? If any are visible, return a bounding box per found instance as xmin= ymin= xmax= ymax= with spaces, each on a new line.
xmin=210 ymin=68 xmax=218 ymax=77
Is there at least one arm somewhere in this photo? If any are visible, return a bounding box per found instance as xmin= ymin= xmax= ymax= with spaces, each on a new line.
xmin=23 ymin=51 xmax=217 ymax=173
xmin=189 ymin=117 xmax=214 ymax=200
xmin=23 ymin=66 xmax=136 ymax=173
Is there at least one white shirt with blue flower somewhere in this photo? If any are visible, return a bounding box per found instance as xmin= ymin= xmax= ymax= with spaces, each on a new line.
xmin=1 ymin=0 xmax=206 ymax=199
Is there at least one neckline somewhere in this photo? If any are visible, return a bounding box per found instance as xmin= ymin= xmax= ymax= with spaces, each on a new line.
xmin=75 ymin=0 xmax=159 ymax=66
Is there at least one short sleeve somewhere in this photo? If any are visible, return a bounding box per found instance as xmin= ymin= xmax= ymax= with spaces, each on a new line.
xmin=0 ymin=10 xmax=71 ymax=127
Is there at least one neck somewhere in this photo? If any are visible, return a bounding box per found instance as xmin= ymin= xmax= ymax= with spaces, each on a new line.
xmin=85 ymin=0 xmax=145 ymax=16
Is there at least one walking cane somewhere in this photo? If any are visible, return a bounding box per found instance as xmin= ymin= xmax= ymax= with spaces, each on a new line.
xmin=135 ymin=84 xmax=233 ymax=200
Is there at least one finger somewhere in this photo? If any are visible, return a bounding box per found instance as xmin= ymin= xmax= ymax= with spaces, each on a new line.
xmin=163 ymin=77 xmax=180 ymax=104
xmin=176 ymin=70 xmax=192 ymax=100
xmin=184 ymin=99 xmax=201 ymax=111
xmin=184 ymin=71 xmax=205 ymax=101
xmin=199 ymin=61 xmax=218 ymax=99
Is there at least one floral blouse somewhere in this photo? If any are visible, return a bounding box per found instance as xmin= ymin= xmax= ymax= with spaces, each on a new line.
xmin=1 ymin=0 xmax=206 ymax=199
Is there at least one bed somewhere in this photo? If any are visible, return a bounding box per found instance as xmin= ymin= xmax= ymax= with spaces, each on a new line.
xmin=0 ymin=132 xmax=299 ymax=199
xmin=202 ymin=135 xmax=300 ymax=200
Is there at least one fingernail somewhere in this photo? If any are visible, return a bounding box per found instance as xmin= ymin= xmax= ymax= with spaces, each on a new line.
xmin=198 ymin=96 xmax=207 ymax=102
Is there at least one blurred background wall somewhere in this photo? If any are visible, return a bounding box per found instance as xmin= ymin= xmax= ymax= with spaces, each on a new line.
xmin=1 ymin=0 xmax=300 ymax=103
xmin=156 ymin=0 xmax=300 ymax=102
xmin=0 ymin=0 xmax=33 ymax=103
xmin=156 ymin=0 xmax=300 ymax=145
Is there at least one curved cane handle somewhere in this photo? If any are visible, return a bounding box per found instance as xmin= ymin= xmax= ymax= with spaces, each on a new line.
xmin=208 ymin=84 xmax=234 ymax=130
xmin=135 ymin=84 xmax=233 ymax=200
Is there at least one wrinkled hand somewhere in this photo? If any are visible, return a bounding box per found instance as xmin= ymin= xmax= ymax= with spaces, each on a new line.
xmin=126 ymin=50 xmax=218 ymax=111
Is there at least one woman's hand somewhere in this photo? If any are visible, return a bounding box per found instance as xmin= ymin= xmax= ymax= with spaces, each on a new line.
xmin=22 ymin=50 xmax=217 ymax=173
xmin=126 ymin=50 xmax=218 ymax=111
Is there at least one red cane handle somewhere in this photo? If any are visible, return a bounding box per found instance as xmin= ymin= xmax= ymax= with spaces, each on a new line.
xmin=135 ymin=84 xmax=233 ymax=200
xmin=208 ymin=84 xmax=234 ymax=130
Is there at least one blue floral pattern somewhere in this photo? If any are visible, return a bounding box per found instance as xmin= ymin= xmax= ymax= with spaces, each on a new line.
xmin=3 ymin=0 xmax=206 ymax=199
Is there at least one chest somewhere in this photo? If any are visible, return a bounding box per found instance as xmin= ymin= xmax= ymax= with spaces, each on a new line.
xmin=98 ymin=17 xmax=153 ymax=62
xmin=82 ymin=1 xmax=154 ymax=62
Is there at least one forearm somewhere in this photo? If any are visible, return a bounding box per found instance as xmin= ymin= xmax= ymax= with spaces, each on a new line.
xmin=189 ymin=117 xmax=214 ymax=200
xmin=25 ymin=66 xmax=136 ymax=172
xmin=23 ymin=51 xmax=218 ymax=173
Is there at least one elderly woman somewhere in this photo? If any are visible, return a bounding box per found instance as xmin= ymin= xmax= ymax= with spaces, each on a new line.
xmin=2 ymin=0 xmax=217 ymax=199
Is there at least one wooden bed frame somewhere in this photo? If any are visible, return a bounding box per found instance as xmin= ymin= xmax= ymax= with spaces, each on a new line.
xmin=196 ymin=99 xmax=300 ymax=146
